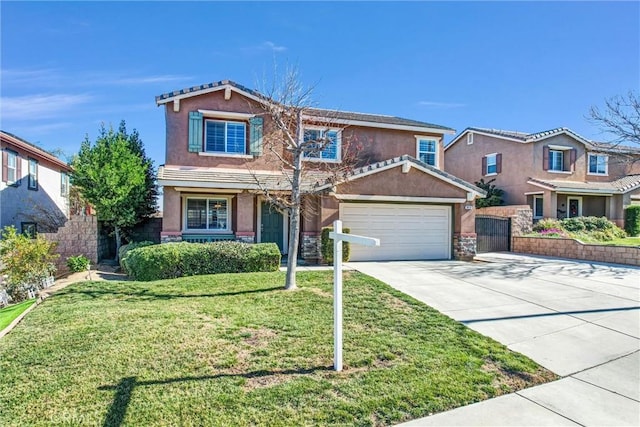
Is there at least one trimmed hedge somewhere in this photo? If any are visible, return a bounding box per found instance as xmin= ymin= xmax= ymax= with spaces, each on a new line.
xmin=625 ymin=205 xmax=640 ymax=237
xmin=124 ymin=241 xmax=281 ymax=281
xmin=320 ymin=227 xmax=350 ymax=265
xmin=119 ymin=241 xmax=156 ymax=274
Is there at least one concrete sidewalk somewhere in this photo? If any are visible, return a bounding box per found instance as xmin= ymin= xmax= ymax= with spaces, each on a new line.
xmin=349 ymin=254 xmax=640 ymax=426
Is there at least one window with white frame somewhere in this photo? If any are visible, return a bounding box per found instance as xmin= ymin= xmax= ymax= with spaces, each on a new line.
xmin=467 ymin=133 xmax=474 ymax=145
xmin=302 ymin=128 xmax=340 ymax=161
xmin=549 ymin=150 xmax=564 ymax=171
xmin=486 ymin=153 xmax=497 ymax=175
xmin=533 ymin=195 xmax=543 ymax=219
xmin=185 ymin=197 xmax=229 ymax=231
xmin=205 ymin=120 xmax=246 ymax=154
xmin=60 ymin=172 xmax=69 ymax=196
xmin=588 ymin=153 xmax=608 ymax=175
xmin=6 ymin=150 xmax=17 ymax=184
xmin=417 ymin=138 xmax=438 ymax=166
xmin=28 ymin=158 xmax=38 ymax=190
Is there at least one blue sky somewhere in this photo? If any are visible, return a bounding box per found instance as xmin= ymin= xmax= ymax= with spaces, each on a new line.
xmin=1 ymin=1 xmax=638 ymax=169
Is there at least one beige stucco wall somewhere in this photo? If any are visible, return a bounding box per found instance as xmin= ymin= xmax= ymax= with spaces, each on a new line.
xmin=444 ymin=132 xmax=537 ymax=205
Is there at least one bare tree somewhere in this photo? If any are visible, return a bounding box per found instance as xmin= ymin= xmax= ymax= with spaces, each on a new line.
xmin=251 ymin=69 xmax=359 ymax=290
xmin=589 ymin=91 xmax=640 ymax=147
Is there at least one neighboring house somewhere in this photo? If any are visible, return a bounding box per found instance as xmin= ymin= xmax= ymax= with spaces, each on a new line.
xmin=444 ymin=127 xmax=640 ymax=226
xmin=155 ymin=80 xmax=485 ymax=262
xmin=1 ymin=131 xmax=71 ymax=234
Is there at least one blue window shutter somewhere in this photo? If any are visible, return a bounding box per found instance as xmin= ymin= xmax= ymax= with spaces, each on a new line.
xmin=188 ymin=111 xmax=203 ymax=152
xmin=249 ymin=117 xmax=263 ymax=156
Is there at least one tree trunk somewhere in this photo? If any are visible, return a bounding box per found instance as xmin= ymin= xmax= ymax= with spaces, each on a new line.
xmin=114 ymin=226 xmax=122 ymax=263
xmin=284 ymin=150 xmax=303 ymax=290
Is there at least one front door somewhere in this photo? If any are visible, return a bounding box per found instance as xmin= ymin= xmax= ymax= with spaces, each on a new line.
xmin=568 ymin=197 xmax=582 ymax=218
xmin=260 ymin=202 xmax=284 ymax=252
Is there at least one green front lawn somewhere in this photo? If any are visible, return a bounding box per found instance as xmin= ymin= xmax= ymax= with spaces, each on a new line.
xmin=0 ymin=272 xmax=556 ymax=426
xmin=0 ymin=299 xmax=36 ymax=331
xmin=598 ymin=236 xmax=640 ymax=247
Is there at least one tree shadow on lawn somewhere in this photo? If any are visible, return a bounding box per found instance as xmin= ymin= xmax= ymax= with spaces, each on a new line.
xmin=57 ymin=285 xmax=283 ymax=301
xmin=98 ymin=366 xmax=332 ymax=427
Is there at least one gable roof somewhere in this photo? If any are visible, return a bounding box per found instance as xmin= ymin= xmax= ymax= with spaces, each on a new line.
xmin=158 ymin=155 xmax=486 ymax=197
xmin=0 ymin=130 xmax=71 ymax=171
xmin=445 ymin=126 xmax=598 ymax=151
xmin=527 ymin=174 xmax=640 ymax=195
xmin=156 ymin=80 xmax=454 ymax=134
xmin=315 ymin=155 xmax=486 ymax=197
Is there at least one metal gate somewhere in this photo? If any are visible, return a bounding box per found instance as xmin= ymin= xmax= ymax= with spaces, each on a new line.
xmin=476 ymin=215 xmax=511 ymax=253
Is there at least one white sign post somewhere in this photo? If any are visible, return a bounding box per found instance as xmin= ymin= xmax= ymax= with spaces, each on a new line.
xmin=329 ymin=219 xmax=380 ymax=371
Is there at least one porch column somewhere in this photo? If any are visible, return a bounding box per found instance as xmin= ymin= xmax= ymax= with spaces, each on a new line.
xmin=235 ymin=192 xmax=255 ymax=243
xmin=161 ymin=187 xmax=182 ymax=243
xmin=453 ymin=201 xmax=477 ymax=261
xmin=542 ymin=191 xmax=557 ymax=219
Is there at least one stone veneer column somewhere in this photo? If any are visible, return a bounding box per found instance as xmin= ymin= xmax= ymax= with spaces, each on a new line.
xmin=453 ymin=233 xmax=477 ymax=261
xmin=301 ymin=232 xmax=321 ymax=262
xmin=235 ymin=192 xmax=255 ymax=243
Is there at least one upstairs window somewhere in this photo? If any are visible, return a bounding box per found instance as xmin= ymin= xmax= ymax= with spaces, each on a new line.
xmin=3 ymin=150 xmax=19 ymax=185
xmin=185 ymin=197 xmax=229 ymax=231
xmin=205 ymin=120 xmax=246 ymax=154
xmin=417 ymin=138 xmax=438 ymax=166
xmin=588 ymin=154 xmax=608 ymax=175
xmin=549 ymin=150 xmax=563 ymax=171
xmin=467 ymin=133 xmax=474 ymax=145
xmin=61 ymin=172 xmax=69 ymax=196
xmin=28 ymin=158 xmax=38 ymax=190
xmin=486 ymin=154 xmax=497 ymax=174
xmin=302 ymin=128 xmax=340 ymax=161
xmin=544 ymin=145 xmax=575 ymax=173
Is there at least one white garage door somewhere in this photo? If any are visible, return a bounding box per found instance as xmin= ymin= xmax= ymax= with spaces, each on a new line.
xmin=341 ymin=203 xmax=451 ymax=261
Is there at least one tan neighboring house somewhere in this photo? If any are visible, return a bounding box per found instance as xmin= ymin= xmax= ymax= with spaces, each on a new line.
xmin=444 ymin=127 xmax=640 ymax=226
xmin=1 ymin=130 xmax=71 ymax=234
xmin=155 ymin=80 xmax=485 ymax=262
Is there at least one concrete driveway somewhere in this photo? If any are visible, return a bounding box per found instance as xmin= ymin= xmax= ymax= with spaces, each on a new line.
xmin=348 ymin=253 xmax=640 ymax=426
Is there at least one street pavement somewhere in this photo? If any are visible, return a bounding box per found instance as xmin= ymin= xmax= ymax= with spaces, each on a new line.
xmin=348 ymin=253 xmax=640 ymax=426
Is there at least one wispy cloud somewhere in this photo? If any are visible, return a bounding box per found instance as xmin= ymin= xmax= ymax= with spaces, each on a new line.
xmin=0 ymin=93 xmax=93 ymax=119
xmin=1 ymin=68 xmax=63 ymax=87
xmin=241 ymin=41 xmax=287 ymax=54
xmin=418 ymin=100 xmax=467 ymax=109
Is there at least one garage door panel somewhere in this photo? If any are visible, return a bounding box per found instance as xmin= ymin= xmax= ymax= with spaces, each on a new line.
xmin=341 ymin=203 xmax=451 ymax=261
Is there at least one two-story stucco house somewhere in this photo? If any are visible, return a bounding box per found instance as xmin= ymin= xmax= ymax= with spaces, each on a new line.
xmin=155 ymin=80 xmax=485 ymax=262
xmin=1 ymin=130 xmax=71 ymax=234
xmin=444 ymin=127 xmax=640 ymax=226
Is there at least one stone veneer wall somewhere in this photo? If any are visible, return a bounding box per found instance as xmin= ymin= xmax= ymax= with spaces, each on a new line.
xmin=453 ymin=233 xmax=477 ymax=261
xmin=513 ymin=236 xmax=640 ymax=267
xmin=42 ymin=215 xmax=99 ymax=275
xmin=301 ymin=232 xmax=321 ymax=262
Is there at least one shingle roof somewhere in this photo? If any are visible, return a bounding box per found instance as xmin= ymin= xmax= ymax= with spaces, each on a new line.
xmin=447 ymin=126 xmax=640 ymax=154
xmin=158 ymin=166 xmax=333 ymax=192
xmin=527 ymin=174 xmax=640 ymax=194
xmin=159 ymin=155 xmax=485 ymax=197
xmin=326 ymin=155 xmax=485 ymax=195
xmin=156 ymin=80 xmax=454 ymax=132
xmin=306 ymin=108 xmax=454 ymax=132
xmin=0 ymin=130 xmax=71 ymax=170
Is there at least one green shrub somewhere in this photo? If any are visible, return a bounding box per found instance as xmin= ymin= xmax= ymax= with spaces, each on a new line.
xmin=125 ymin=241 xmax=281 ymax=281
xmin=0 ymin=226 xmax=58 ymax=302
xmin=560 ymin=217 xmax=585 ymax=232
xmin=66 ymin=255 xmax=90 ymax=272
xmin=560 ymin=216 xmax=625 ymax=241
xmin=532 ymin=218 xmax=562 ymax=232
xmin=625 ymin=205 xmax=640 ymax=236
xmin=119 ymin=241 xmax=156 ymax=273
xmin=321 ymin=227 xmax=351 ymax=265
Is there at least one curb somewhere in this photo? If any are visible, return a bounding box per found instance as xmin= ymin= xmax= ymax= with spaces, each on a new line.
xmin=0 ymin=297 xmax=41 ymax=339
